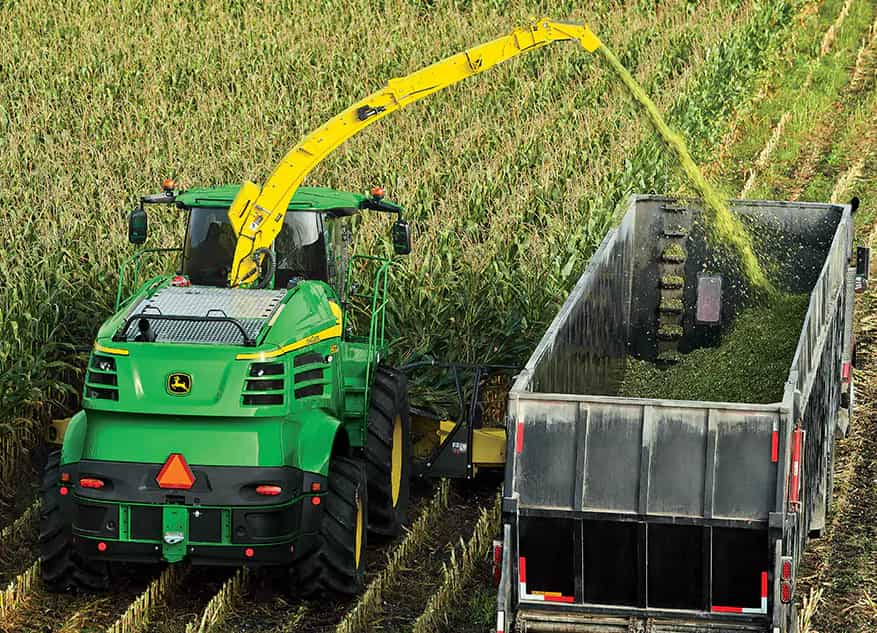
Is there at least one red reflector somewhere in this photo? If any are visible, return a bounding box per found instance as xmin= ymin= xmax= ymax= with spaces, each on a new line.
xmin=712 ymin=606 xmax=744 ymax=614
xmin=842 ymin=361 xmax=851 ymax=383
xmin=97 ymin=541 xmax=107 ymax=552
xmin=79 ymin=478 xmax=105 ymax=489
xmin=60 ymin=473 xmax=70 ymax=482
xmin=311 ymin=496 xmax=321 ymax=506
xmin=515 ymin=422 xmax=524 ymax=454
xmin=543 ymin=595 xmax=575 ymax=603
xmin=156 ymin=453 xmax=196 ymax=490
xmin=493 ymin=541 xmax=503 ymax=587
xmin=770 ymin=430 xmax=779 ymax=463
xmin=244 ymin=548 xmax=254 ymax=558
xmin=256 ymin=485 xmax=282 ymax=496
xmin=781 ymin=581 xmax=793 ymax=603
xmin=781 ymin=560 xmax=793 ymax=581
xmin=310 ymin=482 xmax=321 ymax=492
xmin=59 ymin=486 xmax=69 ymax=496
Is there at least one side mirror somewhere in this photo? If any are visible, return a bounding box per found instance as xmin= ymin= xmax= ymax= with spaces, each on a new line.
xmin=392 ymin=218 xmax=411 ymax=255
xmin=128 ymin=205 xmax=147 ymax=244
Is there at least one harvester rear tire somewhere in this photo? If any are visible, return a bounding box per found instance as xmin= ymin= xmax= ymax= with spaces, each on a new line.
xmin=39 ymin=451 xmax=109 ymax=593
xmin=296 ymin=456 xmax=367 ymax=596
xmin=364 ymin=365 xmax=411 ymax=538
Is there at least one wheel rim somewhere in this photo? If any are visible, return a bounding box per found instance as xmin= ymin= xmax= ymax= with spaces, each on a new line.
xmin=391 ymin=414 xmax=403 ymax=507
xmin=355 ymin=495 xmax=363 ymax=568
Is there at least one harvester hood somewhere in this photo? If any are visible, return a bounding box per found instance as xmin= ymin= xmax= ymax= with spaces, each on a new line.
xmin=87 ymin=281 xmax=341 ymax=418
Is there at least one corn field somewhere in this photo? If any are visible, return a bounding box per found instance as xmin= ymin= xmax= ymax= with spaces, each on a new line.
xmin=0 ymin=0 xmax=799 ymax=431
xmin=3 ymin=0 xmax=877 ymax=631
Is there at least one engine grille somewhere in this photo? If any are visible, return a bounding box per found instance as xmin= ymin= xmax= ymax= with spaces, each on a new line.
xmin=122 ymin=318 xmax=264 ymax=345
xmin=121 ymin=286 xmax=286 ymax=345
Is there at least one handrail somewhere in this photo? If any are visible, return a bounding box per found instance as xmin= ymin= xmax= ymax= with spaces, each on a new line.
xmin=114 ymin=247 xmax=182 ymax=311
xmin=112 ymin=313 xmax=256 ymax=346
xmin=345 ymin=254 xmax=394 ymax=424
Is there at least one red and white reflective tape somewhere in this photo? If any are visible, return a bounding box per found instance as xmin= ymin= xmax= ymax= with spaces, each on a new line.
xmin=518 ymin=556 xmax=575 ymax=603
xmin=842 ymin=361 xmax=851 ymax=383
xmin=770 ymin=420 xmax=779 ymax=463
xmin=712 ymin=572 xmax=768 ymax=615
xmin=789 ymin=429 xmax=804 ymax=507
xmin=496 ymin=610 xmax=504 ymax=633
xmin=518 ymin=556 xmax=528 ymax=597
xmin=515 ymin=422 xmax=524 ymax=454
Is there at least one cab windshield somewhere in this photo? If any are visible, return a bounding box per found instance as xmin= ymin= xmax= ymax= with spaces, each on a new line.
xmin=181 ymin=207 xmax=328 ymax=288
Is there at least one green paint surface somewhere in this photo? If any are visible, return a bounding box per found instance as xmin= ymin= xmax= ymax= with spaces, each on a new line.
xmin=162 ymin=506 xmax=188 ymax=563
xmin=175 ymin=185 xmax=369 ymax=212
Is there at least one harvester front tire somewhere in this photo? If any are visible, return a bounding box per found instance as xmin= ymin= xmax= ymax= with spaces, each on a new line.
xmin=297 ymin=456 xmax=367 ymax=596
xmin=39 ymin=451 xmax=109 ymax=593
xmin=365 ymin=365 xmax=411 ymax=538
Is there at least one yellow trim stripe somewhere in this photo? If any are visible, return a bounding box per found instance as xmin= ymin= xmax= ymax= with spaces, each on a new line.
xmin=94 ymin=342 xmax=130 ymax=356
xmin=235 ymin=324 xmax=341 ymax=361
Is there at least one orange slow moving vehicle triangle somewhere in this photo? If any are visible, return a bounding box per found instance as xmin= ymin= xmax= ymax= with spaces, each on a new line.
xmin=156 ymin=453 xmax=196 ymax=490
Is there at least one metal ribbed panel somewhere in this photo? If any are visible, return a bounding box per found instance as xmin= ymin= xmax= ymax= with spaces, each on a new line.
xmin=131 ymin=286 xmax=286 ymax=320
xmin=122 ymin=318 xmax=263 ymax=345
xmin=122 ymin=286 xmax=286 ymax=345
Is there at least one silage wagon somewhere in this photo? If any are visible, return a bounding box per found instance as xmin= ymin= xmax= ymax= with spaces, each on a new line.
xmin=495 ymin=195 xmax=868 ymax=632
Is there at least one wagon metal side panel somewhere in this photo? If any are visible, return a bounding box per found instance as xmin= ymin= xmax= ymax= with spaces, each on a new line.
xmin=511 ymin=395 xmax=780 ymax=522
xmin=519 ymin=202 xmax=636 ymax=397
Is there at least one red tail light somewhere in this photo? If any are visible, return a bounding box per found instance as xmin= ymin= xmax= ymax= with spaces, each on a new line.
xmin=256 ymin=485 xmax=282 ymax=496
xmin=781 ymin=581 xmax=793 ymax=603
xmin=781 ymin=557 xmax=793 ymax=581
xmin=79 ymin=478 xmax=105 ymax=489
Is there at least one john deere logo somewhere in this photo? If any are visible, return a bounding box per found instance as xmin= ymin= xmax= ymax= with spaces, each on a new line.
xmin=167 ymin=373 xmax=192 ymax=395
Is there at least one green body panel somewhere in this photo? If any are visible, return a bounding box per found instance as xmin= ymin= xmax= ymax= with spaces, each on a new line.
xmin=162 ymin=506 xmax=188 ymax=562
xmin=63 ymin=409 xmax=342 ymax=471
xmin=61 ymin=410 xmax=88 ymax=466
xmin=174 ymin=185 xmax=367 ymax=212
